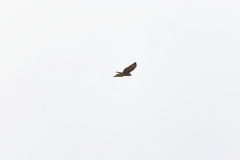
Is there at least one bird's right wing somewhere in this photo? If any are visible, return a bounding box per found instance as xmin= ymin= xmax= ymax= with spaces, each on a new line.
xmin=114 ymin=73 xmax=125 ymax=77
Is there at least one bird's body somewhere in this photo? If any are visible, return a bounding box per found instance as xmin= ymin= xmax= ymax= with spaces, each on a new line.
xmin=114 ymin=62 xmax=137 ymax=77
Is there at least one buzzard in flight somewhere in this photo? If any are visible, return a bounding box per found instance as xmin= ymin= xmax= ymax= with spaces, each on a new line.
xmin=114 ymin=62 xmax=137 ymax=77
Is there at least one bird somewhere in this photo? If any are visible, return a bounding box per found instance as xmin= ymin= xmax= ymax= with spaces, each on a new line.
xmin=113 ymin=62 xmax=137 ymax=77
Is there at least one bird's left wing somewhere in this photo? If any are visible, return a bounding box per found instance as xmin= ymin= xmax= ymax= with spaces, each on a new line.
xmin=122 ymin=62 xmax=137 ymax=74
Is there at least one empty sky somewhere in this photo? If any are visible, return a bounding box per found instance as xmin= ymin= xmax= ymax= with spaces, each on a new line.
xmin=0 ymin=0 xmax=240 ymax=160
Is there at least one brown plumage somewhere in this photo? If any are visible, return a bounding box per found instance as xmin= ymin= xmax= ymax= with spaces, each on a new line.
xmin=114 ymin=62 xmax=137 ymax=77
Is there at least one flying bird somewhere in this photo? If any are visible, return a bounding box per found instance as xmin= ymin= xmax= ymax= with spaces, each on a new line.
xmin=114 ymin=62 xmax=137 ymax=77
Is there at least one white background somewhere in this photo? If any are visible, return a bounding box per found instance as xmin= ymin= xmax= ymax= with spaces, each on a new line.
xmin=1 ymin=1 xmax=240 ymax=160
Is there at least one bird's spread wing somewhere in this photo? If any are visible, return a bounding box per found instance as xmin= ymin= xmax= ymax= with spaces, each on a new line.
xmin=114 ymin=73 xmax=125 ymax=77
xmin=122 ymin=62 xmax=137 ymax=74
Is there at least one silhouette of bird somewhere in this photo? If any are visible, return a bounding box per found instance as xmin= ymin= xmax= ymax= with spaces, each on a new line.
xmin=114 ymin=62 xmax=137 ymax=77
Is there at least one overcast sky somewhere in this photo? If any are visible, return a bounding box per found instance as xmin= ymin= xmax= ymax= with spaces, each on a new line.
xmin=1 ymin=0 xmax=240 ymax=160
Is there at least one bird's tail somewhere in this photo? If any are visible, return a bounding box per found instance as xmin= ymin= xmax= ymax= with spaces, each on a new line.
xmin=116 ymin=72 xmax=122 ymax=73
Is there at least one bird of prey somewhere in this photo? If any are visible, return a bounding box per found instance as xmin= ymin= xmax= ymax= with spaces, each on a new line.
xmin=113 ymin=62 xmax=137 ymax=77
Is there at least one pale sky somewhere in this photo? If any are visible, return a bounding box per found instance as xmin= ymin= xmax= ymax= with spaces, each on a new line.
xmin=0 ymin=1 xmax=240 ymax=160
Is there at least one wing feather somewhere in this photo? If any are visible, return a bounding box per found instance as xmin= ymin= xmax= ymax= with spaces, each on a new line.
xmin=122 ymin=62 xmax=137 ymax=74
